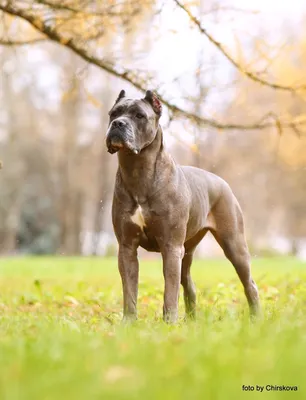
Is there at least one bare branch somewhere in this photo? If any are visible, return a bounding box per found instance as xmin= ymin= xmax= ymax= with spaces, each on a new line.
xmin=173 ymin=0 xmax=306 ymax=93
xmin=0 ymin=1 xmax=305 ymax=133
xmin=36 ymin=0 xmax=83 ymax=13
xmin=0 ymin=37 xmax=46 ymax=45
xmin=36 ymin=0 xmax=141 ymax=17
xmin=201 ymin=6 xmax=260 ymax=16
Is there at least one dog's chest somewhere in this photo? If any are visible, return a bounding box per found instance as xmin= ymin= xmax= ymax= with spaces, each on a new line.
xmin=130 ymin=205 xmax=146 ymax=230
xmin=130 ymin=203 xmax=161 ymax=252
xmin=130 ymin=202 xmax=157 ymax=232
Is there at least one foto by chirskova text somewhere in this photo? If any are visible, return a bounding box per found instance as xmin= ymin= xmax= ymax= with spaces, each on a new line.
xmin=242 ymin=385 xmax=298 ymax=392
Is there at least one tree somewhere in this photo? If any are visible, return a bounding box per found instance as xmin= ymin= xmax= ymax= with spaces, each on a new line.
xmin=0 ymin=0 xmax=306 ymax=133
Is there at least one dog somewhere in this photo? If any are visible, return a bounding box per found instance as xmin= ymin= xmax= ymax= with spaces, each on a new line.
xmin=106 ymin=89 xmax=260 ymax=323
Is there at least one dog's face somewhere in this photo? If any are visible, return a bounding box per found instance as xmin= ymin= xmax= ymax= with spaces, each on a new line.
xmin=106 ymin=90 xmax=162 ymax=154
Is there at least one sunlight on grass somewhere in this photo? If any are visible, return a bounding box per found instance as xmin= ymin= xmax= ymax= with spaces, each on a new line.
xmin=0 ymin=257 xmax=305 ymax=399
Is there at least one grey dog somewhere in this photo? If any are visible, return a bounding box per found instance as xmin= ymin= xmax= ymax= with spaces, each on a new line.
xmin=106 ymin=89 xmax=260 ymax=323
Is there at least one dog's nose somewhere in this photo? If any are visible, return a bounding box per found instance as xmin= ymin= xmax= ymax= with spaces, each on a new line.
xmin=112 ymin=119 xmax=125 ymax=129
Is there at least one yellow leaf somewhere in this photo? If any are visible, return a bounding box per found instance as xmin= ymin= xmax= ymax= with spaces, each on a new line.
xmin=59 ymin=35 xmax=71 ymax=45
xmin=61 ymin=87 xmax=77 ymax=103
xmin=85 ymin=89 xmax=102 ymax=108
xmin=104 ymin=366 xmax=136 ymax=384
xmin=190 ymin=144 xmax=199 ymax=153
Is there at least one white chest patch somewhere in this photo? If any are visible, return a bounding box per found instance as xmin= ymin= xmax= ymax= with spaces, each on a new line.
xmin=131 ymin=205 xmax=146 ymax=230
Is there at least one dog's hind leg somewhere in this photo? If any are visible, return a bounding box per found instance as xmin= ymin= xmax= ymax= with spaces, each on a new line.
xmin=181 ymin=250 xmax=197 ymax=319
xmin=210 ymin=191 xmax=261 ymax=319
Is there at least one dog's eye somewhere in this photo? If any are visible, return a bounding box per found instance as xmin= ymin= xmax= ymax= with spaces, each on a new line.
xmin=109 ymin=107 xmax=123 ymax=119
xmin=136 ymin=113 xmax=145 ymax=119
xmin=109 ymin=112 xmax=118 ymax=119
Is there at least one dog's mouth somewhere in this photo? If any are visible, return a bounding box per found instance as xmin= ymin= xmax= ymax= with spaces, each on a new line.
xmin=106 ymin=137 xmax=139 ymax=155
xmin=107 ymin=141 xmax=124 ymax=154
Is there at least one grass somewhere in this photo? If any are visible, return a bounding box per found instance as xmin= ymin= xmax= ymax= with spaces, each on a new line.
xmin=0 ymin=256 xmax=305 ymax=399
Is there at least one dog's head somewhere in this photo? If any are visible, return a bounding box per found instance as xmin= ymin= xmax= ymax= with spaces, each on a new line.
xmin=106 ymin=90 xmax=162 ymax=155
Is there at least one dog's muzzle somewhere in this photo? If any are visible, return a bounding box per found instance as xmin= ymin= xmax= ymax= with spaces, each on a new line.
xmin=106 ymin=120 xmax=139 ymax=154
xmin=106 ymin=131 xmax=125 ymax=154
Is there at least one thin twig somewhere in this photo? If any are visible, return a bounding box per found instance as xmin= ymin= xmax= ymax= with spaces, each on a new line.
xmin=0 ymin=1 xmax=305 ymax=133
xmin=173 ymin=0 xmax=306 ymax=93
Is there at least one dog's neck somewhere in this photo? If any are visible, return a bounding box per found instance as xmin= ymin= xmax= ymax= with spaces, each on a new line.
xmin=117 ymin=126 xmax=175 ymax=203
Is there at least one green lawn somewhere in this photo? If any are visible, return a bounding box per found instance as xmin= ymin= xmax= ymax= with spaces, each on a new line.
xmin=0 ymin=256 xmax=305 ymax=399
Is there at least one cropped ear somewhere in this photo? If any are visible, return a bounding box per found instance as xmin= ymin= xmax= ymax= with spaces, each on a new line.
xmin=115 ymin=89 xmax=126 ymax=104
xmin=144 ymin=90 xmax=162 ymax=116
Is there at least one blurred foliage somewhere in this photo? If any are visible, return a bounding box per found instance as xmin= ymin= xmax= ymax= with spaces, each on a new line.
xmin=0 ymin=0 xmax=305 ymax=255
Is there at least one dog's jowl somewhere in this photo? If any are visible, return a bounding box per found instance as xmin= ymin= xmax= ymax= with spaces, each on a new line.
xmin=106 ymin=89 xmax=260 ymax=323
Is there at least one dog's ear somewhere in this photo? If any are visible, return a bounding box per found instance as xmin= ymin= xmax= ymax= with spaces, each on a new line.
xmin=115 ymin=89 xmax=126 ymax=104
xmin=144 ymin=90 xmax=162 ymax=116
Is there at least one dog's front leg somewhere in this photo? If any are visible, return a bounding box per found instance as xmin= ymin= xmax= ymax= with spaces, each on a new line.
xmin=161 ymin=245 xmax=184 ymax=324
xmin=118 ymin=244 xmax=139 ymax=322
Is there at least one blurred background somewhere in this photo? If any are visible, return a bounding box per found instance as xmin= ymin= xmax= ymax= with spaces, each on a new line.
xmin=0 ymin=0 xmax=305 ymax=258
